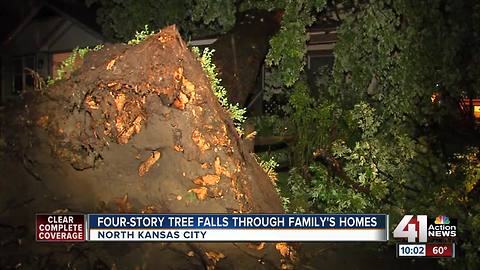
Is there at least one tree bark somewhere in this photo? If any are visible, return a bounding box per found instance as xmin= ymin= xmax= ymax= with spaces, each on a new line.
xmin=212 ymin=10 xmax=281 ymax=107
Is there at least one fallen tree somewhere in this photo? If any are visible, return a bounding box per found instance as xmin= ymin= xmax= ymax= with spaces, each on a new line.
xmin=211 ymin=10 xmax=281 ymax=107
xmin=0 ymin=25 xmax=287 ymax=269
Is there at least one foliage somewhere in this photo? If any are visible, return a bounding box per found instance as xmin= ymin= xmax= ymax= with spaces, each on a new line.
xmin=48 ymin=45 xmax=104 ymax=85
xmin=56 ymin=47 xmax=87 ymax=80
xmin=252 ymin=153 xmax=279 ymax=183
xmin=240 ymin=0 xmax=326 ymax=86
xmin=190 ymin=0 xmax=236 ymax=33
xmin=331 ymin=102 xmax=417 ymax=203
xmin=283 ymin=166 xmax=371 ymax=213
xmin=263 ymin=1 xmax=321 ymax=86
xmin=86 ymin=0 xmax=235 ymax=41
xmin=92 ymin=44 xmax=104 ymax=51
xmin=127 ymin=25 xmax=155 ymax=45
xmin=322 ymin=1 xmax=480 ymax=267
xmin=442 ymin=148 xmax=480 ymax=268
xmin=191 ymin=47 xmax=246 ymax=133
xmin=288 ymin=80 xmax=339 ymax=166
xmin=252 ymin=115 xmax=290 ymax=137
xmin=455 ymin=149 xmax=480 ymax=194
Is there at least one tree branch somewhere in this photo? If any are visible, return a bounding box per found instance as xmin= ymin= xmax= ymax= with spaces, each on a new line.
xmin=313 ymin=148 xmax=370 ymax=194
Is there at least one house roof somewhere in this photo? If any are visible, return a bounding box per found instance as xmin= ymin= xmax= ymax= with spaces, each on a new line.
xmin=1 ymin=0 xmax=103 ymax=46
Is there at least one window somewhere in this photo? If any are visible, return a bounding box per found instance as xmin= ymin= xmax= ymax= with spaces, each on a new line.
xmin=25 ymin=56 xmax=35 ymax=88
xmin=474 ymin=105 xmax=480 ymax=119
xmin=460 ymin=99 xmax=480 ymax=120
xmin=13 ymin=58 xmax=23 ymax=94
xmin=307 ymin=53 xmax=334 ymax=90
xmin=12 ymin=55 xmax=36 ymax=94
xmin=307 ymin=54 xmax=334 ymax=72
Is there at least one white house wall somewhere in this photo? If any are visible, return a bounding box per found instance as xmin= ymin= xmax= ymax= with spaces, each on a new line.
xmin=47 ymin=23 xmax=103 ymax=52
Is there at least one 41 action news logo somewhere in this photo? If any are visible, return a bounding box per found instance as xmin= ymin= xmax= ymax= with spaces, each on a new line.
xmin=393 ymin=215 xmax=457 ymax=242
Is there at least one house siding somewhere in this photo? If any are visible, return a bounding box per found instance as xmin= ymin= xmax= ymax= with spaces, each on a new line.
xmin=0 ymin=10 xmax=104 ymax=102
xmin=48 ymin=24 xmax=102 ymax=52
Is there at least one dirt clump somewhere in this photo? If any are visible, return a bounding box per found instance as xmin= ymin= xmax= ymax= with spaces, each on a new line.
xmin=0 ymin=25 xmax=286 ymax=269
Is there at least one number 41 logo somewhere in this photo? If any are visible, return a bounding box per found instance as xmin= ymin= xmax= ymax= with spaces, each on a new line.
xmin=393 ymin=215 xmax=428 ymax=242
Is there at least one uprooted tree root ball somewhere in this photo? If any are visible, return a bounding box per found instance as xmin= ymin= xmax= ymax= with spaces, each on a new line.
xmin=0 ymin=25 xmax=290 ymax=269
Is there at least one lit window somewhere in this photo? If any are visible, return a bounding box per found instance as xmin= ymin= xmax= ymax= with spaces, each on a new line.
xmin=474 ymin=106 xmax=480 ymax=119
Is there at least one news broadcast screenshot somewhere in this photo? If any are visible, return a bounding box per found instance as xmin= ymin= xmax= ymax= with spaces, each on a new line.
xmin=0 ymin=0 xmax=478 ymax=269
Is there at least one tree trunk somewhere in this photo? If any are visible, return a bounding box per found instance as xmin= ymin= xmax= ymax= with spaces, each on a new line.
xmin=212 ymin=10 xmax=281 ymax=107
xmin=0 ymin=25 xmax=285 ymax=269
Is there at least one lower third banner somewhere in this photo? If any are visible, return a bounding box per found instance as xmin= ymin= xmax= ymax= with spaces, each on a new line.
xmin=86 ymin=214 xmax=389 ymax=242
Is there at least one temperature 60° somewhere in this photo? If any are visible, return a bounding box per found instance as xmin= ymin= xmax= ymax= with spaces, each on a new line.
xmin=433 ymin=246 xmax=448 ymax=255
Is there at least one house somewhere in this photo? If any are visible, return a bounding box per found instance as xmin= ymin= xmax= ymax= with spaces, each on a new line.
xmin=0 ymin=2 xmax=105 ymax=105
xmin=460 ymin=98 xmax=480 ymax=121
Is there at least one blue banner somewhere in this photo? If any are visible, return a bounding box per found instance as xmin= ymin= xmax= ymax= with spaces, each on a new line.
xmin=88 ymin=214 xmax=387 ymax=229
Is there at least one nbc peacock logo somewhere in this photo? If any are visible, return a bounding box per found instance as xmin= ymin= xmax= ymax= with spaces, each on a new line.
xmin=434 ymin=215 xmax=450 ymax=225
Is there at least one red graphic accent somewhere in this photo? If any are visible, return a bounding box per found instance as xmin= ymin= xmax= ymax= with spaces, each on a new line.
xmin=36 ymin=214 xmax=85 ymax=242
xmin=426 ymin=243 xmax=454 ymax=257
xmin=402 ymin=216 xmax=420 ymax=240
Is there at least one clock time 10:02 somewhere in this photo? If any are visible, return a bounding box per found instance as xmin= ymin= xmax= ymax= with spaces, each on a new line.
xmin=398 ymin=244 xmax=426 ymax=257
